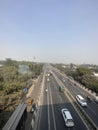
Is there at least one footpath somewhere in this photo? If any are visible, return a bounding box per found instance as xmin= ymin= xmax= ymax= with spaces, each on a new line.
xmin=25 ymin=74 xmax=43 ymax=130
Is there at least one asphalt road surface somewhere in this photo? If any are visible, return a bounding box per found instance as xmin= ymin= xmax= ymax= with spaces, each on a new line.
xmin=36 ymin=74 xmax=88 ymax=130
xmin=53 ymin=69 xmax=98 ymax=128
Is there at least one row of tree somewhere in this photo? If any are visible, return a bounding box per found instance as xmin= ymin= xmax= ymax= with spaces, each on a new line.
xmin=68 ymin=68 xmax=98 ymax=93
xmin=0 ymin=59 xmax=43 ymax=129
xmin=0 ymin=59 xmax=43 ymax=96
xmin=54 ymin=64 xmax=98 ymax=93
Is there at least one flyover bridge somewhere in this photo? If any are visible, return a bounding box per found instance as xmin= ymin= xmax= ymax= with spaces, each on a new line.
xmin=2 ymin=103 xmax=27 ymax=130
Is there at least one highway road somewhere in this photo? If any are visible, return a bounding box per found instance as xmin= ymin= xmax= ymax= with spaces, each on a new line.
xmin=53 ymin=68 xmax=98 ymax=128
xmin=36 ymin=73 xmax=88 ymax=130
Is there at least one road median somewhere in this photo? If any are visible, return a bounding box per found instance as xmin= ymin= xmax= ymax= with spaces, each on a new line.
xmin=52 ymin=71 xmax=98 ymax=130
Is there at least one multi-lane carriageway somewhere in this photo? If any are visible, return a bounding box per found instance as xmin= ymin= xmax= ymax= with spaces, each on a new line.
xmin=3 ymin=67 xmax=98 ymax=130
xmin=36 ymin=72 xmax=89 ymax=130
xmin=52 ymin=69 xmax=98 ymax=129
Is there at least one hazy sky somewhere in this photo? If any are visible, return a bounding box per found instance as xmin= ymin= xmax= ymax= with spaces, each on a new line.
xmin=0 ymin=0 xmax=98 ymax=64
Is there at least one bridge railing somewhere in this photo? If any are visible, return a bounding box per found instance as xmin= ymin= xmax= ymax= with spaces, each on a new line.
xmin=2 ymin=103 xmax=27 ymax=130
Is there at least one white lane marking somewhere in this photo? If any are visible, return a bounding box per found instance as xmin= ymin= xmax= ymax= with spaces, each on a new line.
xmin=52 ymin=72 xmax=89 ymax=130
xmin=60 ymin=73 xmax=97 ymax=116
xmin=49 ymin=85 xmax=57 ymax=130
xmin=64 ymin=90 xmax=89 ymax=130
xmin=37 ymin=72 xmax=46 ymax=130
xmin=58 ymin=95 xmax=62 ymax=103
xmin=59 ymin=73 xmax=96 ymax=116
xmin=47 ymin=83 xmax=50 ymax=130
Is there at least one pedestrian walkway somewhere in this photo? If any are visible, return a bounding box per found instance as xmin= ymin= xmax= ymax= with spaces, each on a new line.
xmin=25 ymin=75 xmax=43 ymax=130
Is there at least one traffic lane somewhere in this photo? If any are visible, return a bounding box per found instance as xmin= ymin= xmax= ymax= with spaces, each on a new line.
xmin=25 ymin=112 xmax=34 ymax=130
xmin=37 ymin=79 xmax=48 ymax=130
xmin=54 ymin=72 xmax=98 ymax=118
xmin=49 ymin=77 xmax=67 ymax=130
xmin=60 ymin=95 xmax=88 ymax=130
xmin=47 ymin=82 xmax=55 ymax=130
xmin=54 ymin=72 xmax=98 ymax=127
xmin=37 ymin=77 xmax=57 ymax=130
xmin=68 ymin=81 xmax=98 ymax=113
xmin=55 ymin=69 xmax=98 ymax=109
xmin=49 ymin=70 xmax=98 ymax=128
xmin=50 ymin=76 xmax=88 ymax=130
xmin=68 ymin=82 xmax=98 ymax=116
xmin=51 ymin=76 xmax=88 ymax=130
xmin=59 ymin=76 xmax=98 ymax=127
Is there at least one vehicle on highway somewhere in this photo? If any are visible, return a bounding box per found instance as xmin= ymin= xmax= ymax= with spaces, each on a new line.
xmin=30 ymin=103 xmax=37 ymax=113
xmin=46 ymin=73 xmax=50 ymax=77
xmin=47 ymin=78 xmax=50 ymax=82
xmin=76 ymin=95 xmax=87 ymax=107
xmin=45 ymin=89 xmax=48 ymax=92
xmin=59 ymin=86 xmax=65 ymax=92
xmin=61 ymin=108 xmax=74 ymax=127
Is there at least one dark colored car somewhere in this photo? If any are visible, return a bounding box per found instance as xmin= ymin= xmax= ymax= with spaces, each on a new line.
xmin=30 ymin=103 xmax=37 ymax=113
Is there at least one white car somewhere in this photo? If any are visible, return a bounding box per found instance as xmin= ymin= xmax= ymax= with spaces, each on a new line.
xmin=76 ymin=95 xmax=87 ymax=107
xmin=45 ymin=89 xmax=48 ymax=92
xmin=61 ymin=108 xmax=74 ymax=127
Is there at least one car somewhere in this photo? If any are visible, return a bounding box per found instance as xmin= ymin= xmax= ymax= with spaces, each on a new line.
xmin=61 ymin=108 xmax=74 ymax=127
xmin=47 ymin=78 xmax=50 ymax=82
xmin=59 ymin=86 xmax=65 ymax=92
xmin=45 ymin=89 xmax=48 ymax=92
xmin=30 ymin=103 xmax=37 ymax=113
xmin=76 ymin=95 xmax=87 ymax=107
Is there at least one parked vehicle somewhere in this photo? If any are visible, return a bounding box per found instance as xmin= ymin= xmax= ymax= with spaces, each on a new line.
xmin=30 ymin=103 xmax=37 ymax=113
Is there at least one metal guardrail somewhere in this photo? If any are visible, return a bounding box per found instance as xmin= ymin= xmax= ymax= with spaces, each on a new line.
xmin=2 ymin=103 xmax=27 ymax=130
